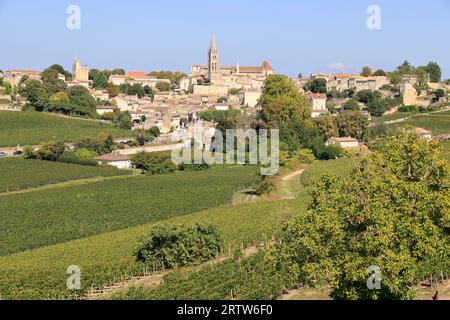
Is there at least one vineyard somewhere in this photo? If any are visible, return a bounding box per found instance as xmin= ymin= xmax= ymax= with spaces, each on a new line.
xmin=0 ymin=111 xmax=136 ymax=147
xmin=0 ymin=158 xmax=131 ymax=193
xmin=0 ymin=166 xmax=260 ymax=256
xmin=0 ymin=196 xmax=301 ymax=299
xmin=111 ymin=251 xmax=286 ymax=300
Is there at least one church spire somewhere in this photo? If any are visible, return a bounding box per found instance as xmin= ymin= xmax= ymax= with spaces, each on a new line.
xmin=210 ymin=33 xmax=217 ymax=51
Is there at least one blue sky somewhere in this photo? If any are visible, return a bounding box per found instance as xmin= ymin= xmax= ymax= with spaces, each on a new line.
xmin=1 ymin=0 xmax=449 ymax=78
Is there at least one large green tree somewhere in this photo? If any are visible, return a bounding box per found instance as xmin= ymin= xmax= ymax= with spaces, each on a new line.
xmin=276 ymin=133 xmax=449 ymax=299
xmin=258 ymin=75 xmax=311 ymax=127
xmin=335 ymin=111 xmax=368 ymax=140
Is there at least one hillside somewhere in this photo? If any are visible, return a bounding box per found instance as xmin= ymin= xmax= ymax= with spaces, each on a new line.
xmin=0 ymin=111 xmax=136 ymax=147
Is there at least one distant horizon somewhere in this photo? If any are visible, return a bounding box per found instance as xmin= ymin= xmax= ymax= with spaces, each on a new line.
xmin=1 ymin=0 xmax=449 ymax=79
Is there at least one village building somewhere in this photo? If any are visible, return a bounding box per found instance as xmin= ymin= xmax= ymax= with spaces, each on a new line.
xmin=109 ymin=71 xmax=170 ymax=88
xmin=94 ymin=153 xmax=132 ymax=169
xmin=72 ymin=58 xmax=89 ymax=82
xmin=308 ymin=93 xmax=329 ymax=118
xmin=327 ymin=137 xmax=360 ymax=150
xmin=4 ymin=70 xmax=41 ymax=86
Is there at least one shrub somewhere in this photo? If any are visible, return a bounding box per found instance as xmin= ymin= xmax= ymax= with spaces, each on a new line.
xmin=132 ymin=151 xmax=177 ymax=175
xmin=254 ymin=179 xmax=275 ymax=195
xmin=398 ymin=105 xmax=419 ymax=113
xmin=293 ymin=149 xmax=315 ymax=164
xmin=74 ymin=148 xmax=97 ymax=160
xmin=36 ymin=141 xmax=65 ymax=161
xmin=135 ymin=223 xmax=223 ymax=268
xmin=58 ymin=151 xmax=98 ymax=166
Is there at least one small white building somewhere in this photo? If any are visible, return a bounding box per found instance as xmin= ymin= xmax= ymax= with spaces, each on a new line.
xmin=308 ymin=93 xmax=329 ymax=118
xmin=414 ymin=127 xmax=433 ymax=140
xmin=327 ymin=137 xmax=359 ymax=150
xmin=94 ymin=153 xmax=132 ymax=169
xmin=244 ymin=89 xmax=261 ymax=108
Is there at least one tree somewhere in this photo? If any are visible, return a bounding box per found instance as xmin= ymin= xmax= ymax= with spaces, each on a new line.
xmin=106 ymin=83 xmax=119 ymax=98
xmin=373 ymin=69 xmax=386 ymax=76
xmin=41 ymin=68 xmax=67 ymax=95
xmin=343 ymin=99 xmax=360 ymax=111
xmin=313 ymin=115 xmax=338 ymax=141
xmin=67 ymin=85 xmax=97 ymax=116
xmin=258 ymin=75 xmax=311 ymax=127
xmin=355 ymin=90 xmax=382 ymax=105
xmin=361 ymin=66 xmax=373 ymax=77
xmin=132 ymin=151 xmax=177 ymax=175
xmin=366 ymin=100 xmax=386 ymax=117
xmin=435 ymin=89 xmax=445 ymax=99
xmin=155 ymin=81 xmax=171 ymax=92
xmin=217 ymin=97 xmax=228 ymax=103
xmin=92 ymin=73 xmax=108 ymax=89
xmin=304 ymin=78 xmax=327 ymax=94
xmin=36 ymin=141 xmax=65 ymax=161
xmin=147 ymin=126 xmax=161 ymax=138
xmin=275 ymin=133 xmax=449 ymax=299
xmin=335 ymin=111 xmax=368 ymax=140
xmin=50 ymin=91 xmax=70 ymax=104
xmin=135 ymin=223 xmax=223 ymax=268
xmin=423 ymin=62 xmax=441 ymax=83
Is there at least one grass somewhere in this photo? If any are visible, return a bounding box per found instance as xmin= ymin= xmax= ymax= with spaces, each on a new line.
xmin=370 ymin=111 xmax=417 ymax=125
xmin=0 ymin=197 xmax=300 ymax=299
xmin=0 ymin=166 xmax=260 ymax=256
xmin=0 ymin=157 xmax=131 ymax=193
xmin=442 ymin=141 xmax=450 ymax=161
xmin=401 ymin=114 xmax=450 ymax=134
xmin=0 ymin=110 xmax=136 ymax=147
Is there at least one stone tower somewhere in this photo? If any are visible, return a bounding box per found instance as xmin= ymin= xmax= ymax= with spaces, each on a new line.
xmin=72 ymin=58 xmax=89 ymax=82
xmin=208 ymin=33 xmax=220 ymax=80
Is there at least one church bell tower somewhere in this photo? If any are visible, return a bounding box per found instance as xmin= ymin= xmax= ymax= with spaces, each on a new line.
xmin=208 ymin=33 xmax=220 ymax=80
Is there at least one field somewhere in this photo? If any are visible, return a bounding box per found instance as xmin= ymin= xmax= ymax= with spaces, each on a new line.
xmin=370 ymin=111 xmax=416 ymax=125
xmin=0 ymin=111 xmax=136 ymax=147
xmin=0 ymin=166 xmax=260 ymax=256
xmin=0 ymin=157 xmax=131 ymax=193
xmin=0 ymin=197 xmax=300 ymax=299
xmin=401 ymin=114 xmax=450 ymax=134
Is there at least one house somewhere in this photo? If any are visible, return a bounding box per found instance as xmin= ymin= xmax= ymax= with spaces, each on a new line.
xmin=308 ymin=93 xmax=329 ymax=118
xmin=414 ymin=127 xmax=433 ymax=140
xmin=96 ymin=105 xmax=117 ymax=115
xmin=4 ymin=70 xmax=41 ymax=86
xmin=327 ymin=137 xmax=359 ymax=150
xmin=94 ymin=153 xmax=132 ymax=169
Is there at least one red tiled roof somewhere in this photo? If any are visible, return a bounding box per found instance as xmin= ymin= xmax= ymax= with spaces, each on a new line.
xmin=127 ymin=71 xmax=147 ymax=77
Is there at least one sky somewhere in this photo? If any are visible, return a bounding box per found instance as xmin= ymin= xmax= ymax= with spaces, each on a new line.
xmin=0 ymin=0 xmax=449 ymax=78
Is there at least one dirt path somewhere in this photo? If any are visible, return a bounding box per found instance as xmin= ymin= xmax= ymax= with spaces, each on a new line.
xmin=281 ymin=169 xmax=305 ymax=199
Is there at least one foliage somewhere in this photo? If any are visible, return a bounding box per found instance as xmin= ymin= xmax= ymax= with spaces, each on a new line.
xmin=217 ymin=97 xmax=228 ymax=103
xmin=132 ymin=151 xmax=178 ymax=175
xmin=119 ymin=83 xmax=145 ymax=98
xmin=361 ymin=66 xmax=373 ymax=77
xmin=275 ymin=134 xmax=449 ymax=299
xmin=147 ymin=126 xmax=160 ymax=138
xmin=135 ymin=223 xmax=223 ymax=268
xmin=343 ymin=99 xmax=360 ymax=111
xmin=258 ymin=75 xmax=311 ymax=127
xmin=355 ymin=90 xmax=382 ymax=105
xmin=366 ymin=99 xmax=386 ymax=117
xmin=34 ymin=141 xmax=65 ymax=161
xmin=373 ymin=69 xmax=386 ymax=76
xmin=335 ymin=111 xmax=368 ymax=140
xmin=304 ymin=78 xmax=327 ymax=94
xmin=74 ymin=148 xmax=97 ymax=160
xmin=155 ymin=81 xmax=171 ymax=92
xmin=75 ymin=133 xmax=116 ymax=155
xmin=313 ymin=115 xmax=338 ymax=141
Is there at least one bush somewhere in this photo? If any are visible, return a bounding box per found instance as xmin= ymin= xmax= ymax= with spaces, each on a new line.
xmin=36 ymin=141 xmax=65 ymax=161
xmin=398 ymin=105 xmax=419 ymax=113
xmin=135 ymin=223 xmax=223 ymax=268
xmin=74 ymin=148 xmax=97 ymax=160
xmin=132 ymin=151 xmax=177 ymax=175
xmin=293 ymin=149 xmax=315 ymax=164
xmin=58 ymin=151 xmax=98 ymax=166
xmin=254 ymin=179 xmax=275 ymax=195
